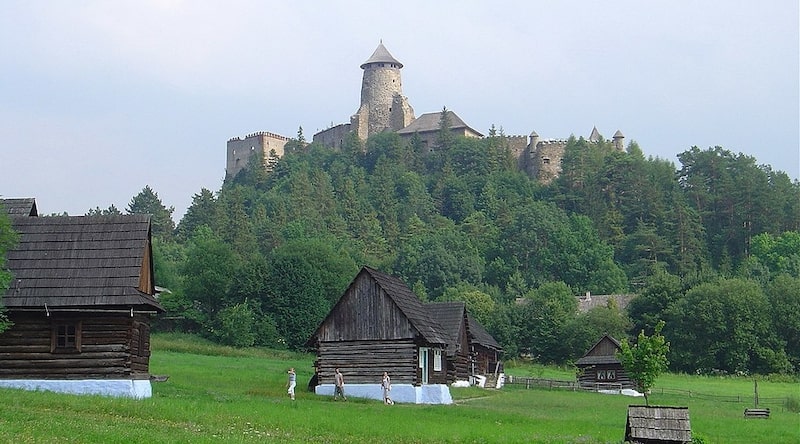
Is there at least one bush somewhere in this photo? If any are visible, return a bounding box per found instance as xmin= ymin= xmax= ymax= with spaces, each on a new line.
xmin=785 ymin=395 xmax=800 ymax=413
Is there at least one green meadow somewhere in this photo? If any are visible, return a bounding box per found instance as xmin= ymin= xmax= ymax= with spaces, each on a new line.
xmin=0 ymin=334 xmax=797 ymax=443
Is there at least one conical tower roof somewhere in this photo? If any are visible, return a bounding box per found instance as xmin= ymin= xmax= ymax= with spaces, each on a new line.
xmin=361 ymin=41 xmax=403 ymax=69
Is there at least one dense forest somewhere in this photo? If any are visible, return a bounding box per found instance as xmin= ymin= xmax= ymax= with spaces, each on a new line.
xmin=20 ymin=118 xmax=800 ymax=376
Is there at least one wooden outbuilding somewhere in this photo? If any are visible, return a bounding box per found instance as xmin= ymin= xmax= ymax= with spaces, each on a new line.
xmin=307 ymin=266 xmax=448 ymax=386
xmin=0 ymin=204 xmax=163 ymax=398
xmin=468 ymin=313 xmax=503 ymax=377
xmin=575 ymin=334 xmax=634 ymax=390
xmin=427 ymin=301 xmax=471 ymax=382
xmin=625 ymin=405 xmax=692 ymax=444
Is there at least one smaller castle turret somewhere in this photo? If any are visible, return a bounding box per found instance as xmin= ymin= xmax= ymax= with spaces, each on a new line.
xmin=612 ymin=130 xmax=625 ymax=151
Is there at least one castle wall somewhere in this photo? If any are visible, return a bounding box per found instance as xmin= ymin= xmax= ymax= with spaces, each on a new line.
xmin=312 ymin=123 xmax=352 ymax=149
xmin=532 ymin=140 xmax=568 ymax=185
xmin=226 ymin=131 xmax=289 ymax=179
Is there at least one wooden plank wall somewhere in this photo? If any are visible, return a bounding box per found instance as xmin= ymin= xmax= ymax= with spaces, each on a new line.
xmin=316 ymin=339 xmax=417 ymax=384
xmin=0 ymin=313 xmax=142 ymax=379
xmin=315 ymin=276 xmax=415 ymax=342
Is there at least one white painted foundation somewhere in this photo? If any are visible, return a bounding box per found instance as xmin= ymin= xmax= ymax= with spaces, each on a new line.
xmin=315 ymin=383 xmax=452 ymax=404
xmin=0 ymin=379 xmax=153 ymax=399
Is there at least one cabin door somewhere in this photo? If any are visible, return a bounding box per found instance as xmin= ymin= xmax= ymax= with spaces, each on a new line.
xmin=419 ymin=347 xmax=429 ymax=384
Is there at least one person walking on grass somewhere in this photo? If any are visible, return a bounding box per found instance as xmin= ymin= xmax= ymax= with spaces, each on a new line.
xmin=382 ymin=371 xmax=393 ymax=405
xmin=287 ymin=367 xmax=296 ymax=400
xmin=334 ymin=368 xmax=347 ymax=401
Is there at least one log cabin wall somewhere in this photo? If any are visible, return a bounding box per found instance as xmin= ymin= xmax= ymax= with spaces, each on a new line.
xmin=577 ymin=364 xmax=634 ymax=389
xmin=0 ymin=312 xmax=144 ymax=379
xmin=316 ymin=339 xmax=417 ymax=384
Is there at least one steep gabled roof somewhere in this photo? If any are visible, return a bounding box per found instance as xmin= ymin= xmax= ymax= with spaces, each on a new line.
xmin=575 ymin=334 xmax=622 ymax=366
xmin=427 ymin=301 xmax=466 ymax=356
xmin=3 ymin=215 xmax=163 ymax=311
xmin=361 ymin=266 xmax=447 ymax=345
xmin=589 ymin=126 xmax=602 ymax=142
xmin=360 ymin=42 xmax=403 ymax=69
xmin=0 ymin=198 xmax=38 ymax=216
xmin=467 ymin=313 xmax=503 ymax=352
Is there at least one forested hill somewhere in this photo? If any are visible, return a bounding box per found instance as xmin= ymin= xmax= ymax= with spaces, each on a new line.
xmin=140 ymin=130 xmax=799 ymax=375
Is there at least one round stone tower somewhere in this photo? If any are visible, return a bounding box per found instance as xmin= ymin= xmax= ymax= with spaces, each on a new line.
xmin=351 ymin=42 xmax=415 ymax=140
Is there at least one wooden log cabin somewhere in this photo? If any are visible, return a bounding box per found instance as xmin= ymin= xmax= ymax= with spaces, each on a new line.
xmin=307 ymin=266 xmax=449 ymax=387
xmin=0 ymin=200 xmax=163 ymax=398
xmin=307 ymin=267 xmax=503 ymax=403
xmin=575 ymin=334 xmax=635 ymax=391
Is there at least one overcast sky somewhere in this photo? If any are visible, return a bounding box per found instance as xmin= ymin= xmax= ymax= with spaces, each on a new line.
xmin=1 ymin=1 xmax=798 ymax=220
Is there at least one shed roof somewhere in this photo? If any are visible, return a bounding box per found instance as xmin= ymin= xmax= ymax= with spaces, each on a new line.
xmin=626 ymin=405 xmax=691 ymax=443
xmin=360 ymin=42 xmax=403 ymax=69
xmin=360 ymin=266 xmax=447 ymax=345
xmin=396 ymin=110 xmax=484 ymax=137
xmin=1 ymin=198 xmax=38 ymax=216
xmin=4 ymin=214 xmax=163 ymax=311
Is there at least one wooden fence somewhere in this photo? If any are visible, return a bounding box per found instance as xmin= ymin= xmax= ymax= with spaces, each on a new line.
xmin=504 ymin=376 xmax=789 ymax=407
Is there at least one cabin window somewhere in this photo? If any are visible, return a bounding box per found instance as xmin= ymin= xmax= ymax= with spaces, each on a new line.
xmin=596 ymin=369 xmax=616 ymax=381
xmin=433 ymin=349 xmax=442 ymax=372
xmin=51 ymin=322 xmax=81 ymax=353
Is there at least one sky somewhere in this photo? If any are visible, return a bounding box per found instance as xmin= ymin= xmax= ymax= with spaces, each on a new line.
xmin=1 ymin=1 xmax=798 ymax=220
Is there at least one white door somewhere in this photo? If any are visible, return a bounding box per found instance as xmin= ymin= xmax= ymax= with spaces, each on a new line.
xmin=419 ymin=347 xmax=429 ymax=384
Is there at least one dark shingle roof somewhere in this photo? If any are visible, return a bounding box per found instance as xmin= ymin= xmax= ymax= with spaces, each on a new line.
xmin=427 ymin=301 xmax=466 ymax=356
xmin=467 ymin=313 xmax=502 ymax=352
xmin=4 ymin=214 xmax=162 ymax=311
xmin=396 ymin=110 xmax=483 ymax=137
xmin=362 ymin=266 xmax=447 ymax=345
xmin=0 ymin=198 xmax=38 ymax=216
xmin=360 ymin=42 xmax=403 ymax=69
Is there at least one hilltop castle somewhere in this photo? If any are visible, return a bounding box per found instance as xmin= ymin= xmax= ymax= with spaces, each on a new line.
xmin=226 ymin=42 xmax=625 ymax=183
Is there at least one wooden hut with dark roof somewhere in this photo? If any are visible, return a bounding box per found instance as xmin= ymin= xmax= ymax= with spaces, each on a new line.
xmin=467 ymin=313 xmax=503 ymax=377
xmin=427 ymin=301 xmax=471 ymax=382
xmin=625 ymin=405 xmax=692 ymax=444
xmin=307 ymin=266 xmax=448 ymax=386
xmin=0 ymin=209 xmax=163 ymax=398
xmin=575 ymin=334 xmax=634 ymax=390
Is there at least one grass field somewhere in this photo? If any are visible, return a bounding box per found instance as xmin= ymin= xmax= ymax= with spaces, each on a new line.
xmin=0 ymin=333 xmax=797 ymax=443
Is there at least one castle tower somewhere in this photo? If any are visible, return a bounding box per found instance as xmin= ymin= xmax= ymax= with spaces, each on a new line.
xmin=351 ymin=42 xmax=415 ymax=140
xmin=612 ymin=130 xmax=625 ymax=151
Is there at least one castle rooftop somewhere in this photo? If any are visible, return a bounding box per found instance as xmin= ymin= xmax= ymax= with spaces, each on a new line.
xmin=361 ymin=42 xmax=403 ymax=69
xmin=397 ymin=110 xmax=482 ymax=136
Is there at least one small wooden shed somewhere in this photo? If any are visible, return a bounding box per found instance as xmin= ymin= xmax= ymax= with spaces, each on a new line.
xmin=307 ymin=266 xmax=448 ymax=386
xmin=625 ymin=405 xmax=692 ymax=444
xmin=0 ymin=208 xmax=163 ymax=398
xmin=575 ymin=334 xmax=634 ymax=390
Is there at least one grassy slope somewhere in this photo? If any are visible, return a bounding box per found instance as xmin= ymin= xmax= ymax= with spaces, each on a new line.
xmin=0 ymin=334 xmax=797 ymax=443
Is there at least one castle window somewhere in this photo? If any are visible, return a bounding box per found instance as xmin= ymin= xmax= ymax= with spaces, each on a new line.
xmin=389 ymin=107 xmax=392 ymax=112
xmin=542 ymin=157 xmax=551 ymax=165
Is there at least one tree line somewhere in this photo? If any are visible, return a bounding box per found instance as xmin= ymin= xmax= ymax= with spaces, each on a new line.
xmin=5 ymin=117 xmax=798 ymax=376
